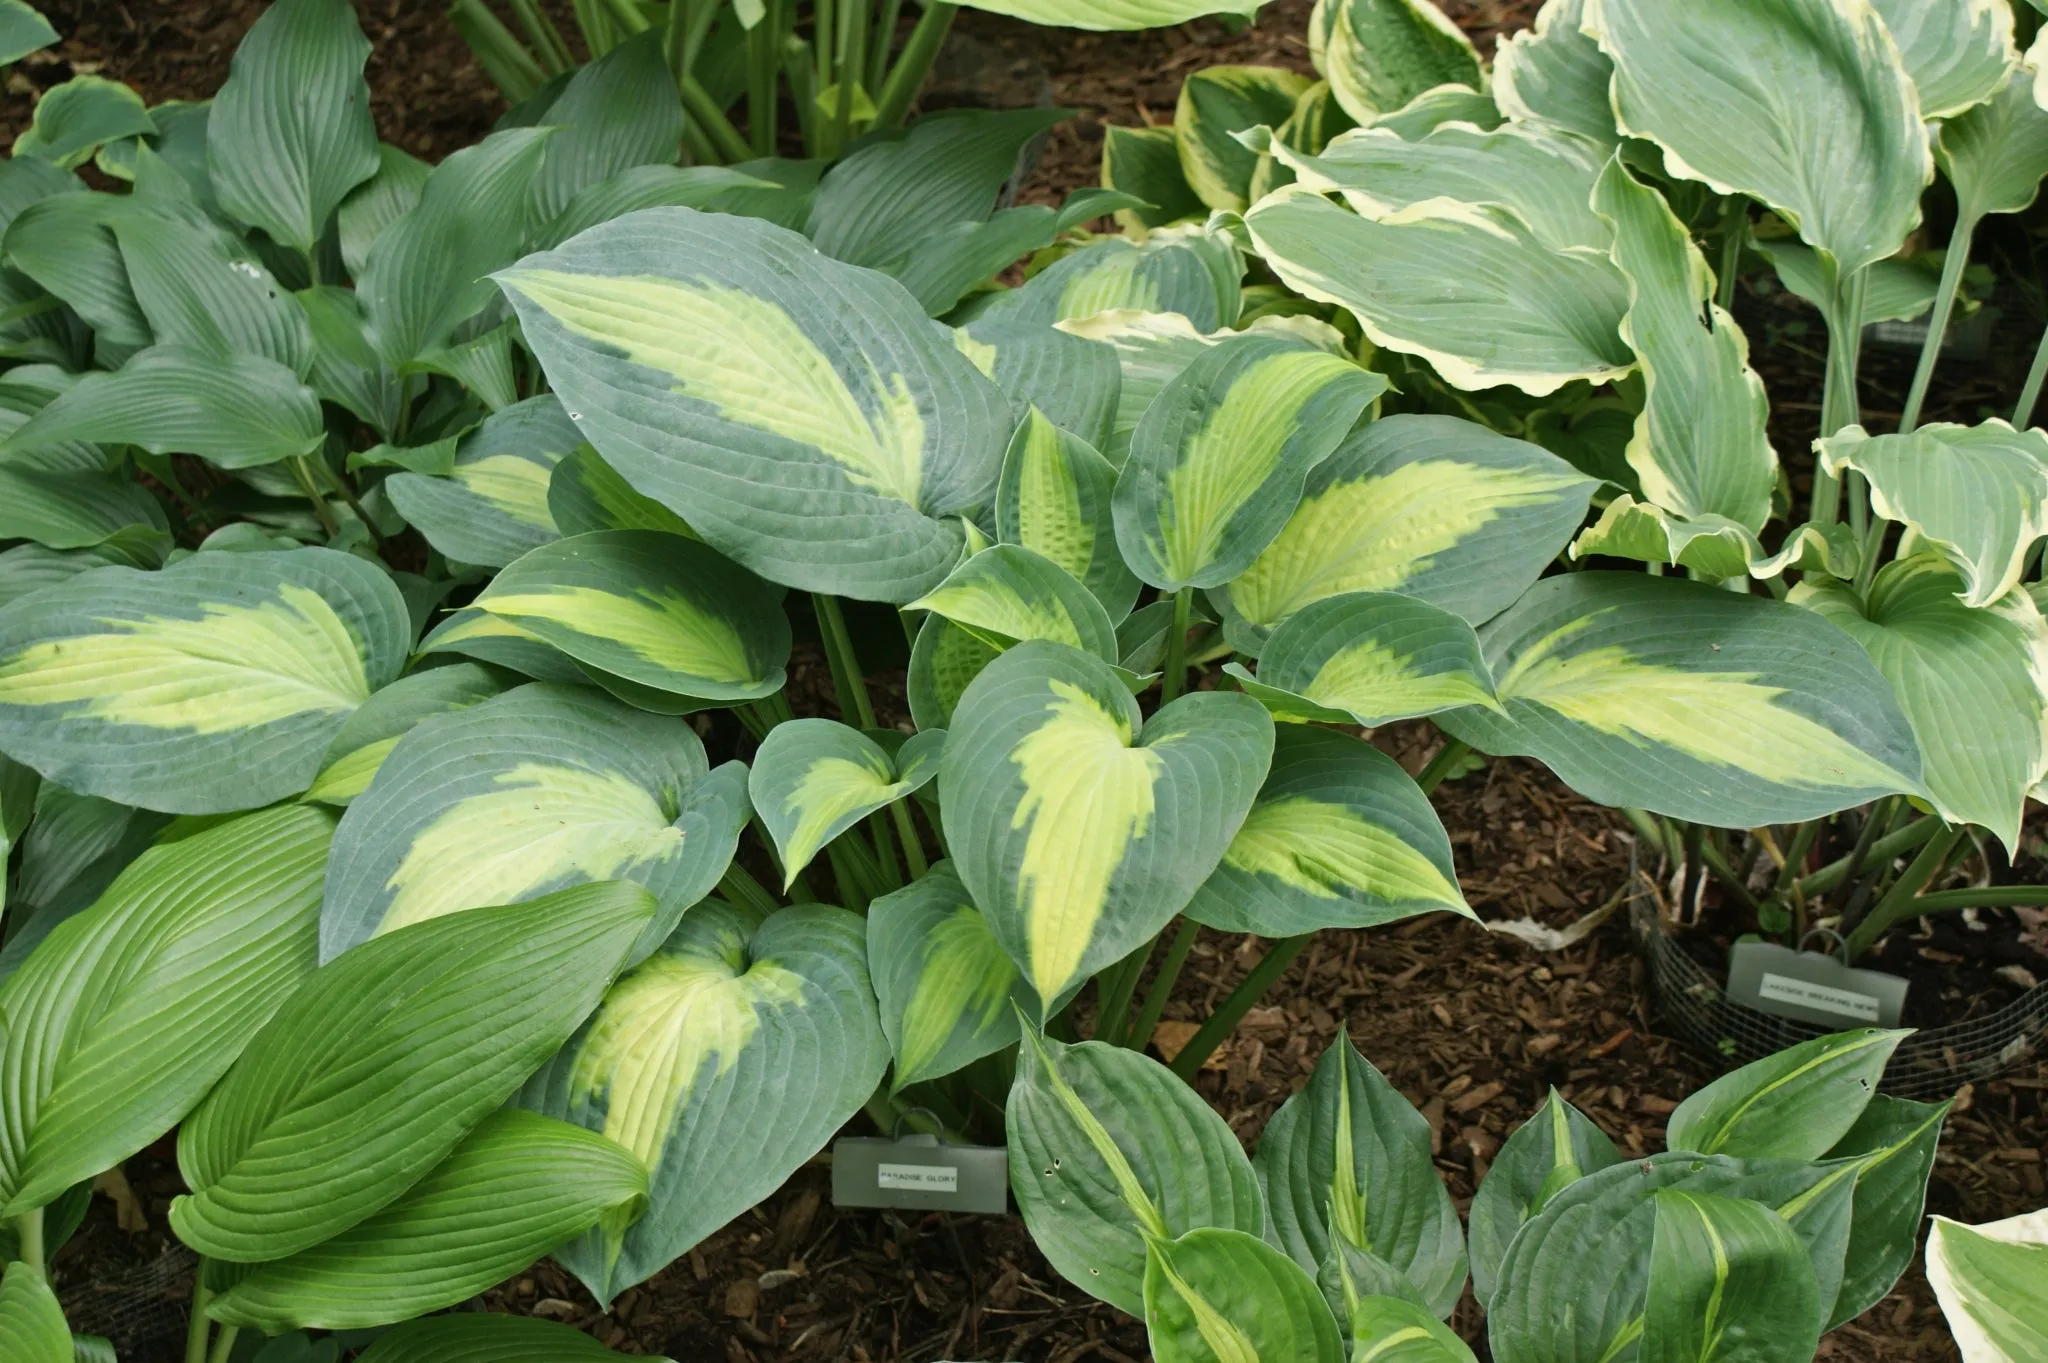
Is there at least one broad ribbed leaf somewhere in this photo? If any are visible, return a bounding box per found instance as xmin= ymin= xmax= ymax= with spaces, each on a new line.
xmin=1642 ymin=1191 xmax=1821 ymax=1363
xmin=948 ymin=0 xmax=1263 ymax=32
xmin=1145 ymin=1227 xmax=1345 ymax=1363
xmin=303 ymin=663 xmax=507 ymax=806
xmin=357 ymin=1315 xmax=666 ymax=1363
xmin=1925 ymin=1210 xmax=2048 ymax=1361
xmin=867 ymin=862 xmax=1034 ymax=1089
xmin=907 ymin=612 xmax=1001 ymax=730
xmin=205 ymin=1110 xmax=646 ymax=1330
xmin=962 ymin=321 xmax=1123 ymax=456
xmin=0 ymin=463 xmax=166 ymax=552
xmin=1569 ymin=496 xmax=1762 ymax=580
xmin=996 ymin=408 xmax=1141 ymax=620
xmin=1822 ymin=1094 xmax=1949 ymax=1329
xmin=322 ymin=683 xmax=747 ymax=961
xmin=972 ymin=227 xmax=1243 ymax=335
xmin=1223 ymin=414 xmax=1597 ymax=650
xmin=171 ymin=881 xmax=655 ymax=1262
xmin=1226 ymin=591 xmax=1499 ymax=728
xmin=500 ymin=207 xmax=1011 ymax=603
xmin=1112 ymin=331 xmax=1384 ymax=590
xmin=0 ymin=548 xmax=408 ymax=813
xmin=206 ymin=0 xmax=379 ymax=253
xmin=1 ymin=785 xmax=169 ymax=983
xmin=336 ymin=142 xmax=427 ymax=281
xmin=0 ymin=805 xmax=331 ymax=1217
xmin=1344 ymin=1296 xmax=1478 ymax=1362
xmin=1438 ymin=573 xmax=1924 ymax=827
xmin=0 ymin=1262 xmax=66 ymax=1363
xmin=0 ymin=0 xmax=56 ymax=65
xmin=1102 ymin=124 xmax=1204 ymax=230
xmin=538 ymin=164 xmax=775 ymax=253
xmin=298 ymin=285 xmax=402 ymax=437
xmin=2 ymin=190 xmax=150 ymax=347
xmin=1174 ymin=65 xmax=1312 ymax=211
xmin=385 ymin=396 xmax=577 ymax=567
xmin=1185 ymin=725 xmax=1467 ymax=937
xmin=1666 ymin=1028 xmax=1902 ymax=1160
xmin=111 ymin=208 xmax=310 ymax=373
xmin=1467 ymin=1089 xmax=1621 ymax=1306
xmin=1009 ymin=1031 xmax=1265 ymax=1315
xmin=1492 ymin=0 xmax=1614 ymax=145
xmin=414 ymin=606 xmax=587 ymax=684
xmin=1315 ymin=0 xmax=1480 ymax=124
xmin=12 ymin=76 xmax=154 ymax=170
xmin=908 ymin=544 xmax=1119 ymax=663
xmin=1871 ymin=0 xmax=2012 ymax=120
xmin=522 ymin=900 xmax=887 ymax=1303
xmin=1585 ymin=0 xmax=1930 ymax=276
xmin=940 ymin=641 xmax=1272 ymax=1010
xmin=527 ymin=31 xmax=683 ymax=227
xmin=750 ymin=719 xmax=931 ymax=887
xmin=549 ymin=443 xmax=696 ymax=538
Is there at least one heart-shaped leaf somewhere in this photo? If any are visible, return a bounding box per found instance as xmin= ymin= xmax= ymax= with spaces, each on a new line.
xmin=996 ymin=409 xmax=1141 ymax=621
xmin=1666 ymin=1028 xmax=1903 ymax=1161
xmin=867 ymin=861 xmax=1036 ymax=1089
xmin=385 ymin=397 xmax=578 ymax=568
xmin=750 ymin=719 xmax=932 ymax=888
xmin=1145 ymin=1227 xmax=1345 ymax=1363
xmin=1468 ymin=1089 xmax=1621 ymax=1306
xmin=304 ymin=663 xmax=508 ymax=806
xmin=908 ymin=544 xmax=1120 ymax=663
xmin=1226 ymin=591 xmax=1499 ymax=727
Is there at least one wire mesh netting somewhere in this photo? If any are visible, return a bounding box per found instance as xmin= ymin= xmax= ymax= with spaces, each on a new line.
xmin=59 ymin=1246 xmax=194 ymax=1361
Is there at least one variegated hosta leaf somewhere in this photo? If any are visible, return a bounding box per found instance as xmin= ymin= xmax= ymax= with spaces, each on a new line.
xmin=1491 ymin=0 xmax=1615 ymax=146
xmin=1102 ymin=123 xmax=1206 ymax=232
xmin=908 ymin=544 xmax=1120 ymax=663
xmin=867 ymin=861 xmax=1037 ymax=1089
xmin=1937 ymin=64 xmax=2048 ymax=227
xmin=1344 ymin=1296 xmax=1478 ymax=1362
xmin=304 ymin=662 xmax=508 ymax=806
xmin=1796 ymin=555 xmax=2048 ymax=853
xmin=521 ymin=900 xmax=887 ymax=1304
xmin=1008 ymin=1031 xmax=1266 ymax=1316
xmin=498 ymin=207 xmax=1012 ymax=603
xmin=1568 ymin=496 xmax=1762 ymax=582
xmin=1222 ymin=414 xmax=1598 ymax=651
xmin=939 ymin=641 xmax=1273 ymax=1009
xmin=1144 ymin=1227 xmax=1346 ymax=1363
xmin=1175 ymin=65 xmax=1315 ymax=212
xmin=957 ymin=321 xmax=1123 ymax=456
xmin=0 ymin=548 xmax=409 ymax=813
xmin=1112 ymin=332 xmax=1385 ymax=591
xmin=1818 ymin=420 xmax=2048 ymax=608
xmin=1924 ymin=1209 xmax=2048 ymax=1362
xmin=1245 ymin=188 xmax=1633 ymax=396
xmin=1438 ymin=573 xmax=1924 ymax=827
xmin=1584 ymin=0 xmax=1931 ymax=277
xmin=384 ymin=396 xmax=577 ymax=568
xmin=1870 ymin=0 xmax=2013 ymax=120
xmin=907 ymin=612 xmax=1002 ymax=730
xmin=1256 ymin=1035 xmax=1468 ymax=1320
xmin=1666 ymin=1028 xmax=1901 ymax=1162
xmin=1225 ymin=591 xmax=1499 ymax=728
xmin=969 ymin=226 xmax=1245 ymax=336
xmin=1820 ymin=1095 xmax=1949 ymax=1329
xmin=1467 ymin=1089 xmax=1622 ymax=1306
xmin=1642 ymin=1190 xmax=1823 ymax=1363
xmin=996 ymin=408 xmax=1143 ymax=621
xmin=472 ymin=531 xmax=790 ymax=704
xmin=749 ymin=719 xmax=934 ymax=888
xmin=948 ymin=0 xmax=1263 ymax=32
xmin=548 ymin=444 xmax=696 ymax=539
xmin=1312 ymin=0 xmax=1481 ymax=125
xmin=321 ymin=683 xmax=750 ymax=962
xmin=415 ymin=607 xmax=588 ymax=685
xmin=1594 ymin=156 xmax=1774 ymax=533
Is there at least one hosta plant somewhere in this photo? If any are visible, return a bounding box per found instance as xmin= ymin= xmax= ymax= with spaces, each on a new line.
xmin=1926 ymin=1202 xmax=2048 ymax=1361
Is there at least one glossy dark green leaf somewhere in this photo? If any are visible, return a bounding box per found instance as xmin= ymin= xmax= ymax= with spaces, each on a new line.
xmin=1642 ymin=1190 xmax=1821 ymax=1363
xmin=1821 ymin=1093 xmax=1949 ymax=1329
xmin=1467 ymin=1088 xmax=1621 ymax=1305
xmin=1145 ymin=1227 xmax=1345 ymax=1363
xmin=355 ymin=1315 xmax=667 ymax=1363
xmin=1666 ymin=1028 xmax=1903 ymax=1160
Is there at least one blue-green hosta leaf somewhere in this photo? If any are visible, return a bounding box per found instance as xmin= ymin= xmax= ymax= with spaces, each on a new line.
xmin=414 ymin=607 xmax=587 ymax=685
xmin=0 ymin=0 xmax=57 ymax=65
xmin=385 ymin=396 xmax=578 ymax=567
xmin=110 ymin=207 xmax=311 ymax=374
xmin=750 ymin=719 xmax=932 ymax=888
xmin=1491 ymin=0 xmax=1615 ymax=146
xmin=1822 ymin=1094 xmax=1950 ymax=1329
xmin=0 ymin=548 xmax=409 ymax=813
xmin=537 ymin=164 xmax=777 ymax=253
xmin=1175 ymin=65 xmax=1314 ymax=212
xmin=1008 ymin=1031 xmax=1266 ymax=1315
xmin=908 ymin=544 xmax=1120 ymax=663
xmin=1439 ymin=573 xmax=1924 ymax=827
xmin=1871 ymin=0 xmax=2013 ymax=120
xmin=1343 ymin=1296 xmax=1478 ymax=1362
xmin=172 ymin=881 xmax=655 ymax=1262
xmin=1314 ymin=0 xmax=1481 ymax=125
xmin=522 ymin=900 xmax=887 ymax=1303
xmin=1798 ymin=556 xmax=2048 ymax=851
xmin=946 ymin=0 xmax=1263 ymax=33
xmin=1113 ymin=332 xmax=1384 ymax=591
xmin=13 ymin=76 xmax=154 ymax=170
xmin=959 ymin=321 xmax=1123 ymax=455
xmin=1754 ymin=237 xmax=1942 ymax=327
xmin=1666 ymin=1028 xmax=1903 ymax=1161
xmin=1227 ymin=591 xmax=1499 ymax=727
xmin=336 ymin=141 xmax=427 ymax=280
xmin=1223 ymin=414 xmax=1598 ymax=650
xmin=972 ymin=226 xmax=1244 ymax=335
xmin=1255 ymin=1034 xmax=1466 ymax=1319
xmin=298 ymin=285 xmax=403 ymax=438
xmin=357 ymin=1315 xmax=668 ymax=1363
xmin=1642 ymin=1190 xmax=1822 ymax=1363
xmin=500 ymin=207 xmax=1011 ymax=604
xmin=525 ymin=30 xmax=684 ymax=229
xmin=1467 ymin=1089 xmax=1622 ymax=1306
xmin=1185 ymin=725 xmax=1466 ymax=937
xmin=304 ymin=663 xmax=507 ymax=806
xmin=867 ymin=862 xmax=1035 ymax=1089
xmin=473 ymin=531 xmax=788 ymax=704
xmin=204 ymin=1110 xmax=647 ymax=1331
xmin=0 ymin=345 xmax=324 ymax=470
xmin=1818 ymin=420 xmax=2048 ymax=609
xmin=1924 ymin=1209 xmax=2048 ymax=1361
xmin=996 ymin=408 xmax=1142 ymax=620
xmin=1246 ymin=188 xmax=1633 ymax=395
xmin=1145 ymin=1227 xmax=1345 ymax=1363
xmin=1939 ymin=65 xmax=2048 ymax=229
xmin=907 ymin=612 xmax=1002 ymax=730
xmin=940 ymin=640 xmax=1273 ymax=1009
xmin=1584 ymin=0 xmax=1930 ymax=277
xmin=0 ymin=785 xmax=170 ymax=984
xmin=1568 ymin=496 xmax=1762 ymax=581
xmin=1 ymin=190 xmax=150 ymax=348
xmin=322 ymin=683 xmax=748 ymax=961
xmin=206 ymin=0 xmax=379 ymax=254
xmin=1594 ymin=156 xmax=1774 ymax=533
xmin=548 ymin=443 xmax=696 ymax=538
xmin=0 ymin=1262 xmax=66 ymax=1363
xmin=1102 ymin=123 xmax=1205 ymax=231
xmin=0 ymin=463 xmax=168 ymax=552
xmin=0 ymin=805 xmax=331 ymax=1217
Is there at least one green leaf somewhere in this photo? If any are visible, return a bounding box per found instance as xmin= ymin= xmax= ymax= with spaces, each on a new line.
xmin=501 ymin=207 xmax=1011 ymax=604
xmin=385 ymin=397 xmax=576 ymax=566
xmin=867 ymin=861 xmax=1034 ymax=1089
xmin=1818 ymin=420 xmax=2048 ymax=609
xmin=522 ymin=901 xmax=887 ymax=1302
xmin=13 ymin=76 xmax=154 ymax=170
xmin=941 ymin=640 xmax=1273 ymax=1010
xmin=2 ymin=190 xmax=150 ymax=347
xmin=303 ymin=662 xmax=507 ymax=806
xmin=1102 ymin=124 xmax=1204 ymax=231
xmin=0 ymin=548 xmax=409 ymax=813
xmin=750 ymin=719 xmax=926 ymax=887
xmin=960 ymin=320 xmax=1124 ymax=456
xmin=0 ymin=0 xmax=57 ymax=66
xmin=537 ymin=164 xmax=775 ymax=252
xmin=1342 ymin=1295 xmax=1478 ymax=1363
xmin=1227 ymin=591 xmax=1499 ymax=728
xmin=205 ymin=1109 xmax=647 ymax=1331
xmin=549 ymin=443 xmax=696 ymax=538
xmin=1641 ymin=1190 xmax=1822 ymax=1363
xmin=1185 ymin=725 xmax=1467 ymax=937
xmin=1438 ymin=573 xmax=1924 ymax=827
xmin=908 ymin=544 xmax=1120 ymax=663
xmin=356 ymin=1315 xmax=667 ymax=1362
xmin=1145 ymin=1227 xmax=1346 ymax=1363
xmin=1754 ymin=238 xmax=1940 ymax=326
xmin=0 ymin=805 xmax=331 ymax=1217
xmin=1666 ymin=1028 xmax=1903 ymax=1160
xmin=1175 ymin=66 xmax=1313 ymax=211
xmin=1 ymin=785 xmax=169 ymax=983
xmin=0 ymin=1262 xmax=67 ymax=1363
xmin=1223 ymin=414 xmax=1597 ymax=650
xmin=1870 ymin=0 xmax=2014 ymax=120
xmin=336 ymin=141 xmax=427 ymax=280
xmin=206 ymin=0 xmax=379 ymax=254
xmin=996 ymin=408 xmax=1142 ymax=621
xmin=1821 ymin=1094 xmax=1949 ymax=1329
xmin=1585 ymin=0 xmax=1930 ymax=276
xmin=1315 ymin=0 xmax=1481 ymax=124
xmin=110 ymin=208 xmax=311 ymax=374
xmin=1938 ymin=66 xmax=2048 ymax=227
xmin=414 ymin=606 xmax=586 ymax=684
xmin=1008 ymin=1030 xmax=1266 ymax=1315
xmin=171 ymin=880 xmax=655 ymax=1262
xmin=1568 ymin=496 xmax=1762 ymax=580
xmin=1925 ymin=1210 xmax=2048 ymax=1362
xmin=907 ymin=611 xmax=1002 ymax=730
xmin=971 ymin=226 xmax=1244 ymax=335
xmin=1492 ymin=0 xmax=1615 ymax=146
xmin=527 ymin=30 xmax=683 ymax=227
xmin=1113 ymin=331 xmax=1384 ymax=590
xmin=949 ymin=0 xmax=1264 ymax=31
xmin=0 ymin=462 xmax=168 ymax=552
xmin=1594 ymin=155 xmax=1774 ymax=532
xmin=1467 ymin=1089 xmax=1621 ymax=1306
xmin=321 ymin=682 xmax=748 ymax=960
xmin=298 ymin=285 xmax=402 ymax=437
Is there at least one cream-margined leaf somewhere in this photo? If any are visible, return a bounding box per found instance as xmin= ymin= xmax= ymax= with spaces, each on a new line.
xmin=996 ymin=408 xmax=1142 ymax=621
xmin=750 ymin=719 xmax=935 ymax=888
xmin=1924 ymin=1208 xmax=2048 ymax=1361
xmin=908 ymin=544 xmax=1121 ymax=663
xmin=1174 ymin=65 xmax=1314 ymax=211
xmin=1225 ymin=591 xmax=1499 ymax=727
xmin=1313 ymin=0 xmax=1480 ymax=125
xmin=385 ymin=396 xmax=579 ymax=568
xmin=1937 ymin=65 xmax=2048 ymax=229
xmin=1102 ymin=124 xmax=1205 ymax=231
xmin=303 ymin=662 xmax=507 ymax=806
xmin=1491 ymin=0 xmax=1614 ymax=146
xmin=944 ymin=0 xmax=1266 ymax=36
xmin=1144 ymin=1227 xmax=1345 ymax=1363
xmin=1869 ymin=0 xmax=2013 ymax=120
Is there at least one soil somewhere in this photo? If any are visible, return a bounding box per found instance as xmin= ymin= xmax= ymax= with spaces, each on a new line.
xmin=11 ymin=3 xmax=2048 ymax=1362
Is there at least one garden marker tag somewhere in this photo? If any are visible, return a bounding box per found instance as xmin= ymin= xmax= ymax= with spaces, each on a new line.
xmin=830 ymin=1133 xmax=1010 ymax=1214
xmin=1726 ymin=941 xmax=1908 ymax=1029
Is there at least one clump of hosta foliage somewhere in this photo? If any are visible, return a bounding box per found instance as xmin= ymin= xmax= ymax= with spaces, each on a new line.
xmin=0 ymin=0 xmax=2031 ymax=1357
